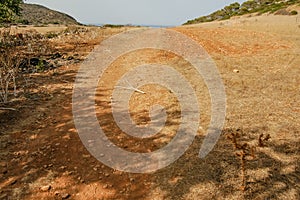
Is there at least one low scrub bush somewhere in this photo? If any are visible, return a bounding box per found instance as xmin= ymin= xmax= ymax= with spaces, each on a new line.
xmin=0 ymin=28 xmax=53 ymax=103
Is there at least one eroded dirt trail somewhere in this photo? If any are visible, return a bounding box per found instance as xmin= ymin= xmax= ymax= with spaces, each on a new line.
xmin=1 ymin=22 xmax=300 ymax=200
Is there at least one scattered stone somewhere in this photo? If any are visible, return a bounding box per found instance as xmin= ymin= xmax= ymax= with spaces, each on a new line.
xmin=9 ymin=179 xmax=17 ymax=185
xmin=60 ymin=166 xmax=66 ymax=170
xmin=67 ymin=56 xmax=74 ymax=60
xmin=105 ymin=173 xmax=110 ymax=177
xmin=61 ymin=193 xmax=70 ymax=199
xmin=103 ymin=184 xmax=108 ymax=189
xmin=40 ymin=185 xmax=51 ymax=192
xmin=233 ymin=69 xmax=240 ymax=73
xmin=63 ymin=171 xmax=73 ymax=176
xmin=130 ymin=178 xmax=135 ymax=182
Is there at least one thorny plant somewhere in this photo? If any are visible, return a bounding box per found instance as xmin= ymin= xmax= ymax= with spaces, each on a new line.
xmin=227 ymin=130 xmax=271 ymax=191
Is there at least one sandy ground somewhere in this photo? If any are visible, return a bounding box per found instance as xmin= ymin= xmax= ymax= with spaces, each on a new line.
xmin=0 ymin=10 xmax=300 ymax=200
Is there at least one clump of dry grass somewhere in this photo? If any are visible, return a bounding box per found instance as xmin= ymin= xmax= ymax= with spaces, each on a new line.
xmin=227 ymin=130 xmax=271 ymax=191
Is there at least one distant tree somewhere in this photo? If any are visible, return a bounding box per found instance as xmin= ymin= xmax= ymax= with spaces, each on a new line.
xmin=0 ymin=0 xmax=23 ymax=23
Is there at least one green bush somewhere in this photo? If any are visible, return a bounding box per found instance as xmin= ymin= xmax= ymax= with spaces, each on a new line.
xmin=103 ymin=24 xmax=125 ymax=28
xmin=290 ymin=10 xmax=298 ymax=15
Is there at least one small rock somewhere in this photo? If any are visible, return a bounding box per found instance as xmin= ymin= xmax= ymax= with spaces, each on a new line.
xmin=61 ymin=193 xmax=70 ymax=199
xmin=63 ymin=171 xmax=73 ymax=176
xmin=40 ymin=185 xmax=51 ymax=192
xmin=233 ymin=69 xmax=240 ymax=73
xmin=68 ymin=171 xmax=73 ymax=175
xmin=10 ymin=179 xmax=17 ymax=185
xmin=105 ymin=173 xmax=110 ymax=177
xmin=103 ymin=184 xmax=108 ymax=189
xmin=67 ymin=56 xmax=74 ymax=60
xmin=130 ymin=178 xmax=135 ymax=182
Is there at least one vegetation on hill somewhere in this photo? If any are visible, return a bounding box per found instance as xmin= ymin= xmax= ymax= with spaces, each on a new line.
xmin=184 ymin=0 xmax=300 ymax=25
xmin=0 ymin=0 xmax=23 ymax=23
xmin=0 ymin=1 xmax=79 ymax=25
xmin=19 ymin=3 xmax=79 ymax=25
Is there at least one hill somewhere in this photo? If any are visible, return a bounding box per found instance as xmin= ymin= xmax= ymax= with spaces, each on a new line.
xmin=184 ymin=0 xmax=300 ymax=25
xmin=18 ymin=3 xmax=79 ymax=25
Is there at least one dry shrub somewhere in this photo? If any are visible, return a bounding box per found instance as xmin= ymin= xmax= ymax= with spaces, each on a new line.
xmin=0 ymin=28 xmax=53 ymax=103
xmin=227 ymin=129 xmax=271 ymax=191
xmin=0 ymin=29 xmax=23 ymax=103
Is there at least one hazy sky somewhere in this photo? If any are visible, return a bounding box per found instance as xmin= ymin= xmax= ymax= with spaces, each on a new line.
xmin=25 ymin=0 xmax=245 ymax=26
